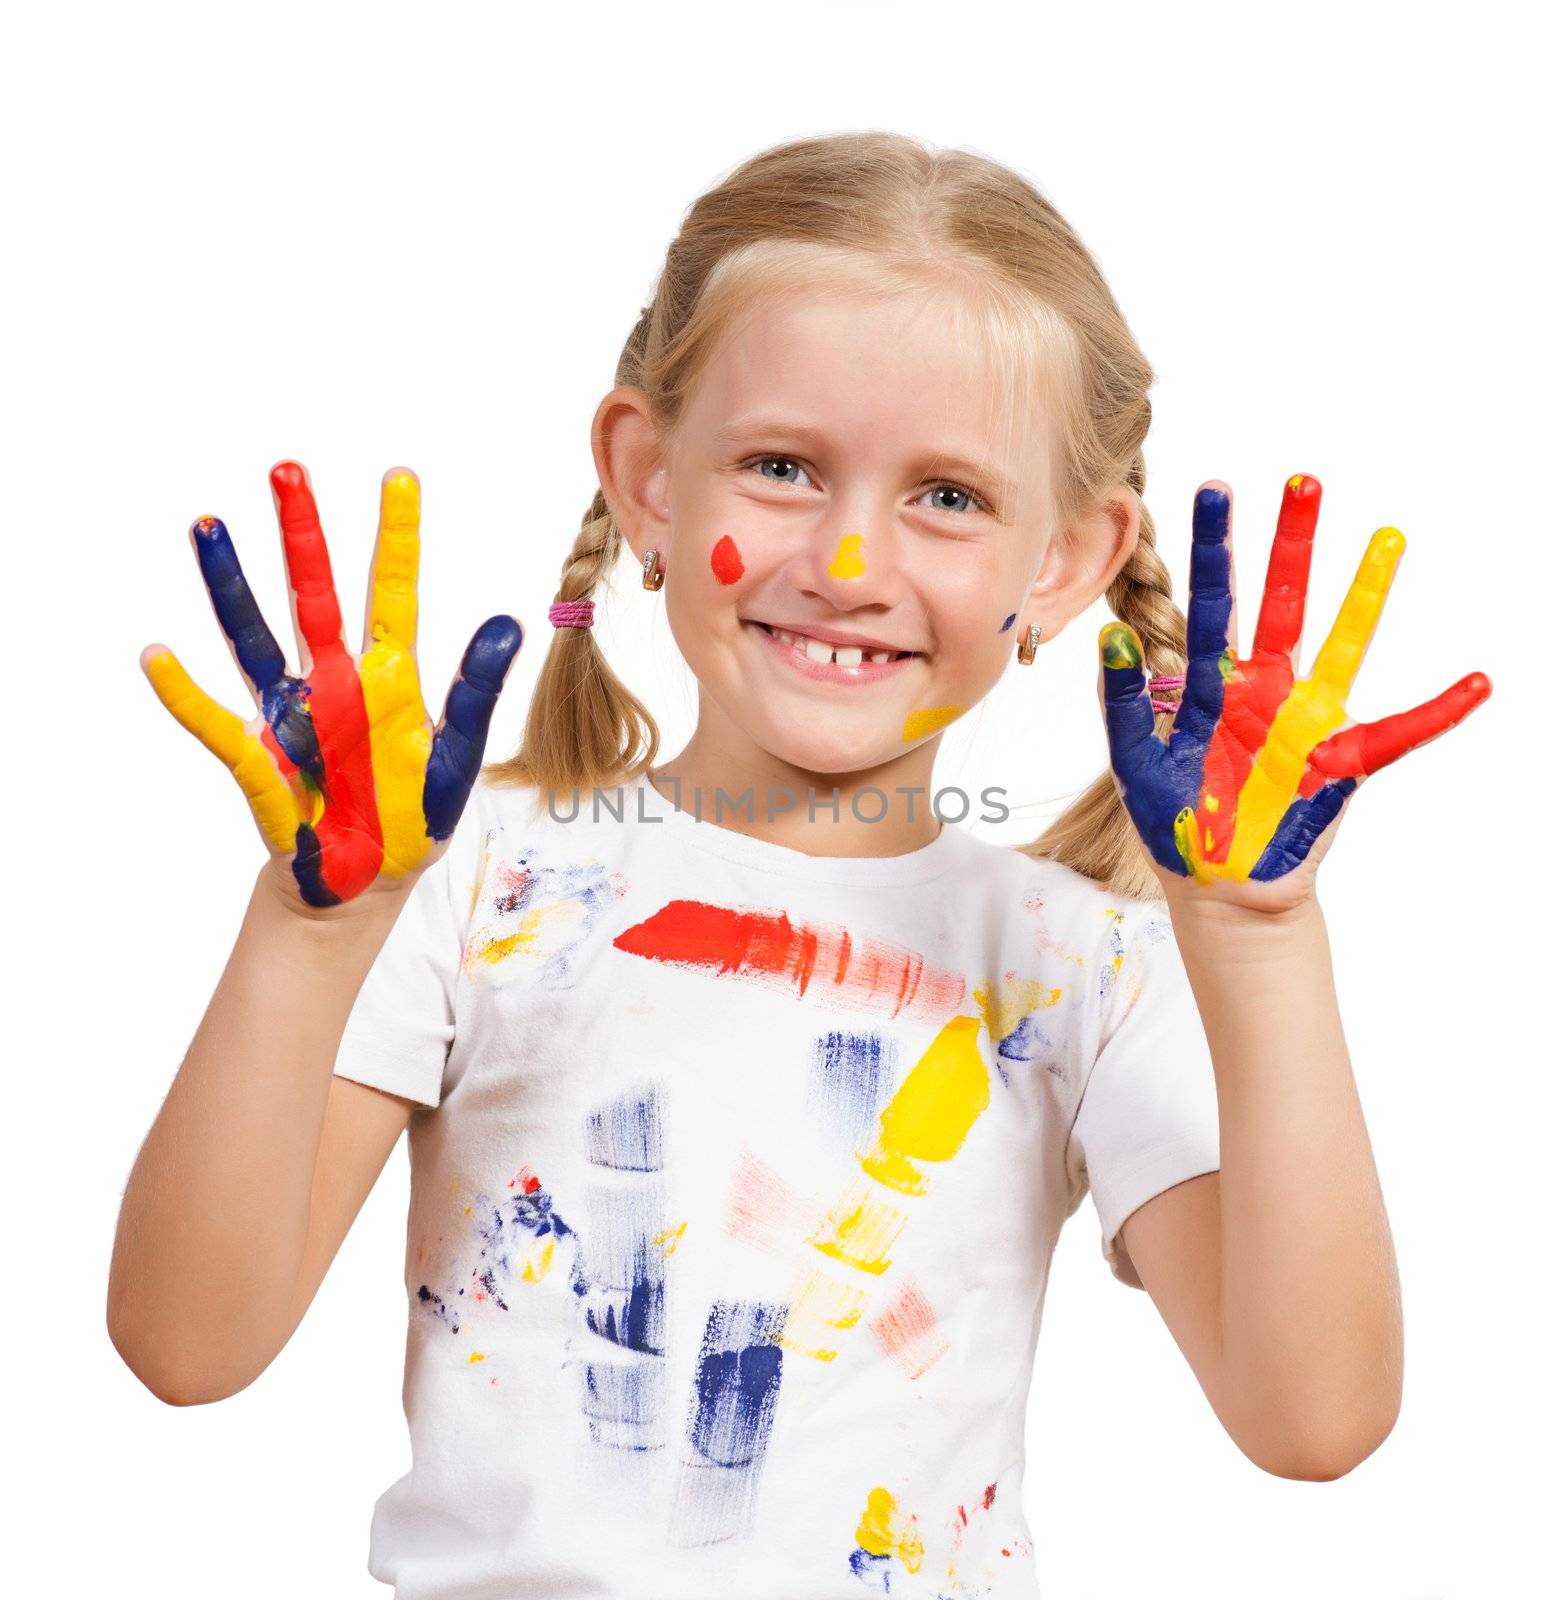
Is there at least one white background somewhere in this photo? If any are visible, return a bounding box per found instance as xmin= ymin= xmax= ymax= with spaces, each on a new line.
xmin=5 ymin=2 xmax=1542 ymax=1596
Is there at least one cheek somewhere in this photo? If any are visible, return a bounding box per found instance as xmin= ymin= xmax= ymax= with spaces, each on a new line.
xmin=709 ymin=534 xmax=745 ymax=586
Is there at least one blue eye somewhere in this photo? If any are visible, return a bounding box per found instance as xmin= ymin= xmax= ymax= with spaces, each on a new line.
xmin=754 ymin=456 xmax=812 ymax=487
xmin=918 ymin=484 xmax=983 ymax=514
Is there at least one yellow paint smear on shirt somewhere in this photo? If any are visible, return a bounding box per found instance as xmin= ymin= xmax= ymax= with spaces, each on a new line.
xmin=809 ymin=1180 xmax=908 ymax=1275
xmin=776 ymin=1268 xmax=868 ymax=1362
xmin=653 ymin=1220 xmax=688 ymax=1257
xmin=827 ymin=533 xmax=866 ymax=578
xmin=974 ymin=977 xmax=1063 ymax=1041
xmin=902 ymin=706 xmax=964 ymax=743
xmin=520 ymin=1237 xmax=555 ymax=1282
xmin=855 ymin=1487 xmax=925 ymax=1572
xmin=468 ymin=1350 xmax=485 ymax=1364
xmin=860 ymin=1016 xmax=991 ymax=1196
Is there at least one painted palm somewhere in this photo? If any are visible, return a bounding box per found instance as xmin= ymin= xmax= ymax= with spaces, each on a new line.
xmin=1100 ymin=473 xmax=1490 ymax=887
xmin=142 ymin=461 xmax=524 ymax=908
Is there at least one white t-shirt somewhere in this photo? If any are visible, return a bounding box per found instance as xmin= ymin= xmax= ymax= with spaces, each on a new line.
xmin=334 ymin=768 xmax=1220 ymax=1600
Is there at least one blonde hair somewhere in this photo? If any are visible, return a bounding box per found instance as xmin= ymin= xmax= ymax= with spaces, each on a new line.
xmin=484 ymin=131 xmax=1187 ymax=900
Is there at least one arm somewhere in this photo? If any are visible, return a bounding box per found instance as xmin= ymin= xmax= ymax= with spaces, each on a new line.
xmin=1094 ymin=472 xmax=1488 ymax=1481
xmin=1117 ymin=892 xmax=1402 ymax=1481
xmin=107 ymin=863 xmax=417 ymax=1406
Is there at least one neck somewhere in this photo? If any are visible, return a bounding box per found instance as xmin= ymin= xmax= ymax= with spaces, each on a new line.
xmin=647 ymin=730 xmax=945 ymax=860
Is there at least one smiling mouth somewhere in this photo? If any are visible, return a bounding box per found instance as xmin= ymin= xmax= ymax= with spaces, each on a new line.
xmin=750 ymin=621 xmax=920 ymax=666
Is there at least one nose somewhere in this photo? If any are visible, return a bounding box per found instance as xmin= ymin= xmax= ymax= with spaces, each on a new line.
xmin=795 ymin=495 xmax=909 ymax=613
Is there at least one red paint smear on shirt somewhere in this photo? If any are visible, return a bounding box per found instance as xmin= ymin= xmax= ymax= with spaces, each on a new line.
xmin=710 ymin=535 xmax=744 ymax=585
xmin=612 ymin=900 xmax=966 ymax=1019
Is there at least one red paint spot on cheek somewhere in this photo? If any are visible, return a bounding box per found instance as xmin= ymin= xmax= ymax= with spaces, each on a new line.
xmin=710 ymin=535 xmax=744 ymax=585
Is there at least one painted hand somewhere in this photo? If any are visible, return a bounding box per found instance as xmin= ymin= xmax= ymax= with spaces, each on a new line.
xmin=142 ymin=461 xmax=524 ymax=909
xmin=1099 ymin=474 xmax=1490 ymax=908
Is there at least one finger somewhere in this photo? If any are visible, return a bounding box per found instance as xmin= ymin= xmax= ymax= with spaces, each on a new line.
xmin=1307 ymin=524 xmax=1406 ymax=705
xmin=1099 ymin=621 xmax=1187 ymax=874
xmin=1252 ymin=472 xmax=1320 ymax=676
xmin=1169 ymin=483 xmax=1234 ymax=770
xmin=270 ymin=460 xmax=352 ymax=677
xmin=365 ymin=467 xmax=421 ymax=654
xmin=270 ymin=461 xmax=385 ymax=900
xmin=1307 ymin=670 xmax=1492 ymax=781
xmin=141 ymin=642 xmax=298 ymax=853
xmin=189 ymin=515 xmax=289 ymax=707
xmin=1248 ymin=777 xmax=1358 ymax=881
xmin=425 ymin=615 xmax=525 ymax=840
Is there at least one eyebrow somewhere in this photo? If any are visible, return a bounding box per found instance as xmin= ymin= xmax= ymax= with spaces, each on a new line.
xmin=713 ymin=415 xmax=1018 ymax=492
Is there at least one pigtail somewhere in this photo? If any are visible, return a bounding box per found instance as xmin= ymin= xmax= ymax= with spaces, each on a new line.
xmin=482 ymin=310 xmax=662 ymax=808
xmin=1018 ymin=458 xmax=1191 ymax=901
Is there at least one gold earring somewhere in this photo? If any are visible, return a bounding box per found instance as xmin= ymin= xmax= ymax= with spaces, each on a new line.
xmin=1018 ymin=622 xmax=1042 ymax=665
xmin=642 ymin=549 xmax=665 ymax=591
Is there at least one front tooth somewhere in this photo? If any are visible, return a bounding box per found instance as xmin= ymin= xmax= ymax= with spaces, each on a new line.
xmin=803 ymin=636 xmax=834 ymax=664
xmin=833 ymin=646 xmax=864 ymax=667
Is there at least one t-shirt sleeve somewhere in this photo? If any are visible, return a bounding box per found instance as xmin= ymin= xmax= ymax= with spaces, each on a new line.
xmin=1065 ymin=900 xmax=1221 ymax=1288
xmin=332 ymin=780 xmax=491 ymax=1110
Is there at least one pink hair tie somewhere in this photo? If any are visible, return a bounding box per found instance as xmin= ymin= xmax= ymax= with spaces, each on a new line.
xmin=548 ymin=599 xmax=595 ymax=629
xmin=1147 ymin=672 xmax=1185 ymax=713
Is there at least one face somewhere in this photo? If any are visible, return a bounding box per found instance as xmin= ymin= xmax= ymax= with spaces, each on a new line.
xmin=600 ymin=284 xmax=1131 ymax=785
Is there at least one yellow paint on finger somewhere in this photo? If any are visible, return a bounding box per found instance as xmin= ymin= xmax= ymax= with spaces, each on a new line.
xmin=145 ymin=647 xmax=299 ymax=853
xmin=827 ymin=532 xmax=866 ymax=578
xmin=860 ymin=1016 xmax=990 ymax=1196
xmin=358 ymin=470 xmax=436 ymax=878
xmin=902 ymin=705 xmax=964 ymax=742
xmin=1309 ymin=527 xmax=1405 ymax=703
xmin=1221 ymin=527 xmax=1402 ymax=877
xmin=368 ymin=473 xmax=422 ymax=646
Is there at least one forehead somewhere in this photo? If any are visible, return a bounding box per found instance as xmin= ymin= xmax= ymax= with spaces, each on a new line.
xmin=685 ymin=285 xmax=1034 ymax=477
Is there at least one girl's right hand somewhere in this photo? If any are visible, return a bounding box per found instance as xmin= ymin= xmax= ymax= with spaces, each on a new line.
xmin=142 ymin=460 xmax=524 ymax=916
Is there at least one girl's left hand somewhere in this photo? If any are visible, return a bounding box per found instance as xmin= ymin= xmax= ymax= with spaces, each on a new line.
xmin=1098 ymin=473 xmax=1491 ymax=916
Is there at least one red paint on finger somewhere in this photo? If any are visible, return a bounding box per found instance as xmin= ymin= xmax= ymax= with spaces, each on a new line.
xmin=267 ymin=461 xmax=385 ymax=897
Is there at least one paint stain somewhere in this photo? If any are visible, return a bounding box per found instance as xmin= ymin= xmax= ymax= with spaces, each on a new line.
xmin=999 ymin=612 xmax=1016 ymax=632
xmin=710 ymin=534 xmax=744 ymax=585
xmin=776 ymin=1268 xmax=867 ymax=1362
xmin=869 ymin=1275 xmax=949 ymax=1379
xmin=852 ymin=1486 xmax=926 ymax=1574
xmin=805 ymin=1030 xmax=897 ymax=1152
xmin=464 ymin=845 xmax=628 ymax=989
xmin=669 ymin=1300 xmax=788 ymax=1547
xmin=613 ymin=900 xmax=967 ymax=1019
xmin=724 ymin=1148 xmax=823 ymax=1254
xmin=827 ymin=533 xmax=865 ymax=578
xmin=585 ymin=1084 xmax=665 ymax=1172
xmin=902 ymin=705 xmax=963 ymax=742
xmin=858 ymin=1015 xmax=990 ymax=1196
xmin=973 ymin=974 xmax=1063 ymax=1044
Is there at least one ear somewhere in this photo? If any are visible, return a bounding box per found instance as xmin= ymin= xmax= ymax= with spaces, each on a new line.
xmin=1019 ymin=484 xmax=1141 ymax=645
xmin=591 ymin=385 xmax=672 ymax=566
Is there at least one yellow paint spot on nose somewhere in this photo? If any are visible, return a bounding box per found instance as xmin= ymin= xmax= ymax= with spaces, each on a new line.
xmin=828 ymin=533 xmax=866 ymax=578
xmin=902 ymin=706 xmax=964 ymax=742
xmin=464 ymin=1205 xmax=473 ymax=1217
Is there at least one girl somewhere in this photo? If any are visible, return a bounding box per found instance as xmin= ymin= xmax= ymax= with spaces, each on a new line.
xmin=109 ymin=132 xmax=1491 ymax=1598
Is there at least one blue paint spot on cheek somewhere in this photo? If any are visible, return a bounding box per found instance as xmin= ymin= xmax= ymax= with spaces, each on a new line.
xmin=999 ymin=613 xmax=1016 ymax=632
